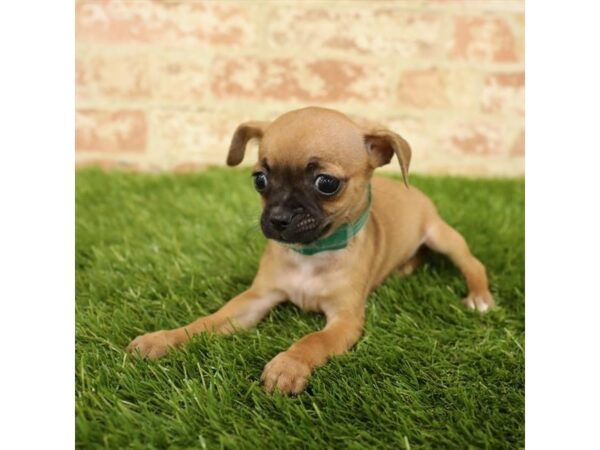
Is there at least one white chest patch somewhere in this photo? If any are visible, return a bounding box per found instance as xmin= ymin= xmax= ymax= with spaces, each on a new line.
xmin=277 ymin=250 xmax=344 ymax=312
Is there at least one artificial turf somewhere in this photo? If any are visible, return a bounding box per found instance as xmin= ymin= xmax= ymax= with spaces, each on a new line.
xmin=75 ymin=168 xmax=524 ymax=449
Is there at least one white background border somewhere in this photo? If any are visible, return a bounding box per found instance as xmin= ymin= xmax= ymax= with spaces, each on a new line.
xmin=1 ymin=1 xmax=600 ymax=448
xmin=0 ymin=1 xmax=74 ymax=449
xmin=526 ymin=1 xmax=600 ymax=448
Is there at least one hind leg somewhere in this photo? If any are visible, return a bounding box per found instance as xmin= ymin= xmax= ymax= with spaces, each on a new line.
xmin=424 ymin=218 xmax=494 ymax=312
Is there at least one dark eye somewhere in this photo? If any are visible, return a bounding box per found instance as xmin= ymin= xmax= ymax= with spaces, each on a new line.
xmin=253 ymin=172 xmax=268 ymax=192
xmin=314 ymin=175 xmax=341 ymax=196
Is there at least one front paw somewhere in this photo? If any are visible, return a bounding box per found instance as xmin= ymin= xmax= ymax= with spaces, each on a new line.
xmin=127 ymin=330 xmax=179 ymax=359
xmin=261 ymin=352 xmax=311 ymax=395
xmin=463 ymin=290 xmax=495 ymax=313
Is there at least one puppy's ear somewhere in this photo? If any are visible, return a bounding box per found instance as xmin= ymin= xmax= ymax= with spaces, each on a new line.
xmin=226 ymin=121 xmax=270 ymax=166
xmin=364 ymin=130 xmax=412 ymax=187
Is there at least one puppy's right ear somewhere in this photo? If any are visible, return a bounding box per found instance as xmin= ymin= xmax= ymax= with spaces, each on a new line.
xmin=364 ymin=129 xmax=412 ymax=187
xmin=226 ymin=121 xmax=270 ymax=166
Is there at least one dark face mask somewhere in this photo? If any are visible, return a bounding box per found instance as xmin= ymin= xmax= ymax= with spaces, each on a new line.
xmin=254 ymin=165 xmax=341 ymax=245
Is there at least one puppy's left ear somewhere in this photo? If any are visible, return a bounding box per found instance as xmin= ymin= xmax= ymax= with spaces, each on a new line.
xmin=226 ymin=121 xmax=270 ymax=166
xmin=364 ymin=130 xmax=412 ymax=187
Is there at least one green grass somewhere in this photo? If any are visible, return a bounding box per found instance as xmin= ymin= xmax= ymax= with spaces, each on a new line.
xmin=76 ymin=168 xmax=524 ymax=449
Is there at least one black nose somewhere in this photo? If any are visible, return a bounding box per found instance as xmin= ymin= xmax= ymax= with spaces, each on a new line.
xmin=269 ymin=208 xmax=293 ymax=232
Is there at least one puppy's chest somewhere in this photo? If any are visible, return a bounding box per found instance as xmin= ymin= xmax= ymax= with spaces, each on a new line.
xmin=278 ymin=253 xmax=343 ymax=312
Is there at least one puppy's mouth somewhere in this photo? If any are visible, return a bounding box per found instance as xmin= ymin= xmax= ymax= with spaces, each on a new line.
xmin=261 ymin=213 xmax=331 ymax=245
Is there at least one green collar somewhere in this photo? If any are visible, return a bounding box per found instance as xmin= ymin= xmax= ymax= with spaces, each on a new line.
xmin=289 ymin=186 xmax=372 ymax=256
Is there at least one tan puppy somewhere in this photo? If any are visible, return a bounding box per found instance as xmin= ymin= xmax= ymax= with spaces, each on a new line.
xmin=127 ymin=107 xmax=494 ymax=394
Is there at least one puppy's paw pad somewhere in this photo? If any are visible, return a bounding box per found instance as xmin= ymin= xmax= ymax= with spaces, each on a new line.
xmin=463 ymin=291 xmax=495 ymax=313
xmin=126 ymin=330 xmax=177 ymax=359
xmin=261 ymin=352 xmax=311 ymax=395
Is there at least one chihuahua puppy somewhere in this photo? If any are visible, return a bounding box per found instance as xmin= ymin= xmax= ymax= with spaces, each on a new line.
xmin=127 ymin=107 xmax=494 ymax=394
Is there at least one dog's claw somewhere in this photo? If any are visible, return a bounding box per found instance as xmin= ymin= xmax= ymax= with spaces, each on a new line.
xmin=463 ymin=290 xmax=495 ymax=313
xmin=261 ymin=352 xmax=311 ymax=395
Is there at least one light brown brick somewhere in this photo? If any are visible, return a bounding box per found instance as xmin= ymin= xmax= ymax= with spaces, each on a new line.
xmin=211 ymin=56 xmax=388 ymax=103
xmin=76 ymin=158 xmax=142 ymax=172
xmin=76 ymin=52 xmax=208 ymax=103
xmin=150 ymin=110 xmax=242 ymax=167
xmin=150 ymin=53 xmax=208 ymax=103
xmin=511 ymin=129 xmax=525 ymax=155
xmin=481 ymin=72 xmax=524 ymax=116
xmin=427 ymin=0 xmax=524 ymax=12
xmin=76 ymin=0 xmax=256 ymax=47
xmin=267 ymin=7 xmax=446 ymax=58
xmin=172 ymin=162 xmax=210 ymax=173
xmin=451 ymin=15 xmax=521 ymax=63
xmin=397 ymin=67 xmax=482 ymax=110
xmin=76 ymin=109 xmax=147 ymax=153
xmin=439 ymin=120 xmax=511 ymax=156
xmin=370 ymin=115 xmax=523 ymax=175
xmin=76 ymin=53 xmax=151 ymax=101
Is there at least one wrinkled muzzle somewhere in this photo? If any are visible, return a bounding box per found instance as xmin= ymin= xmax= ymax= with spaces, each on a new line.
xmin=260 ymin=206 xmax=329 ymax=244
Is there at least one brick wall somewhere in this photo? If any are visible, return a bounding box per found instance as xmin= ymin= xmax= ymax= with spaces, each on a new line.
xmin=75 ymin=0 xmax=524 ymax=176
